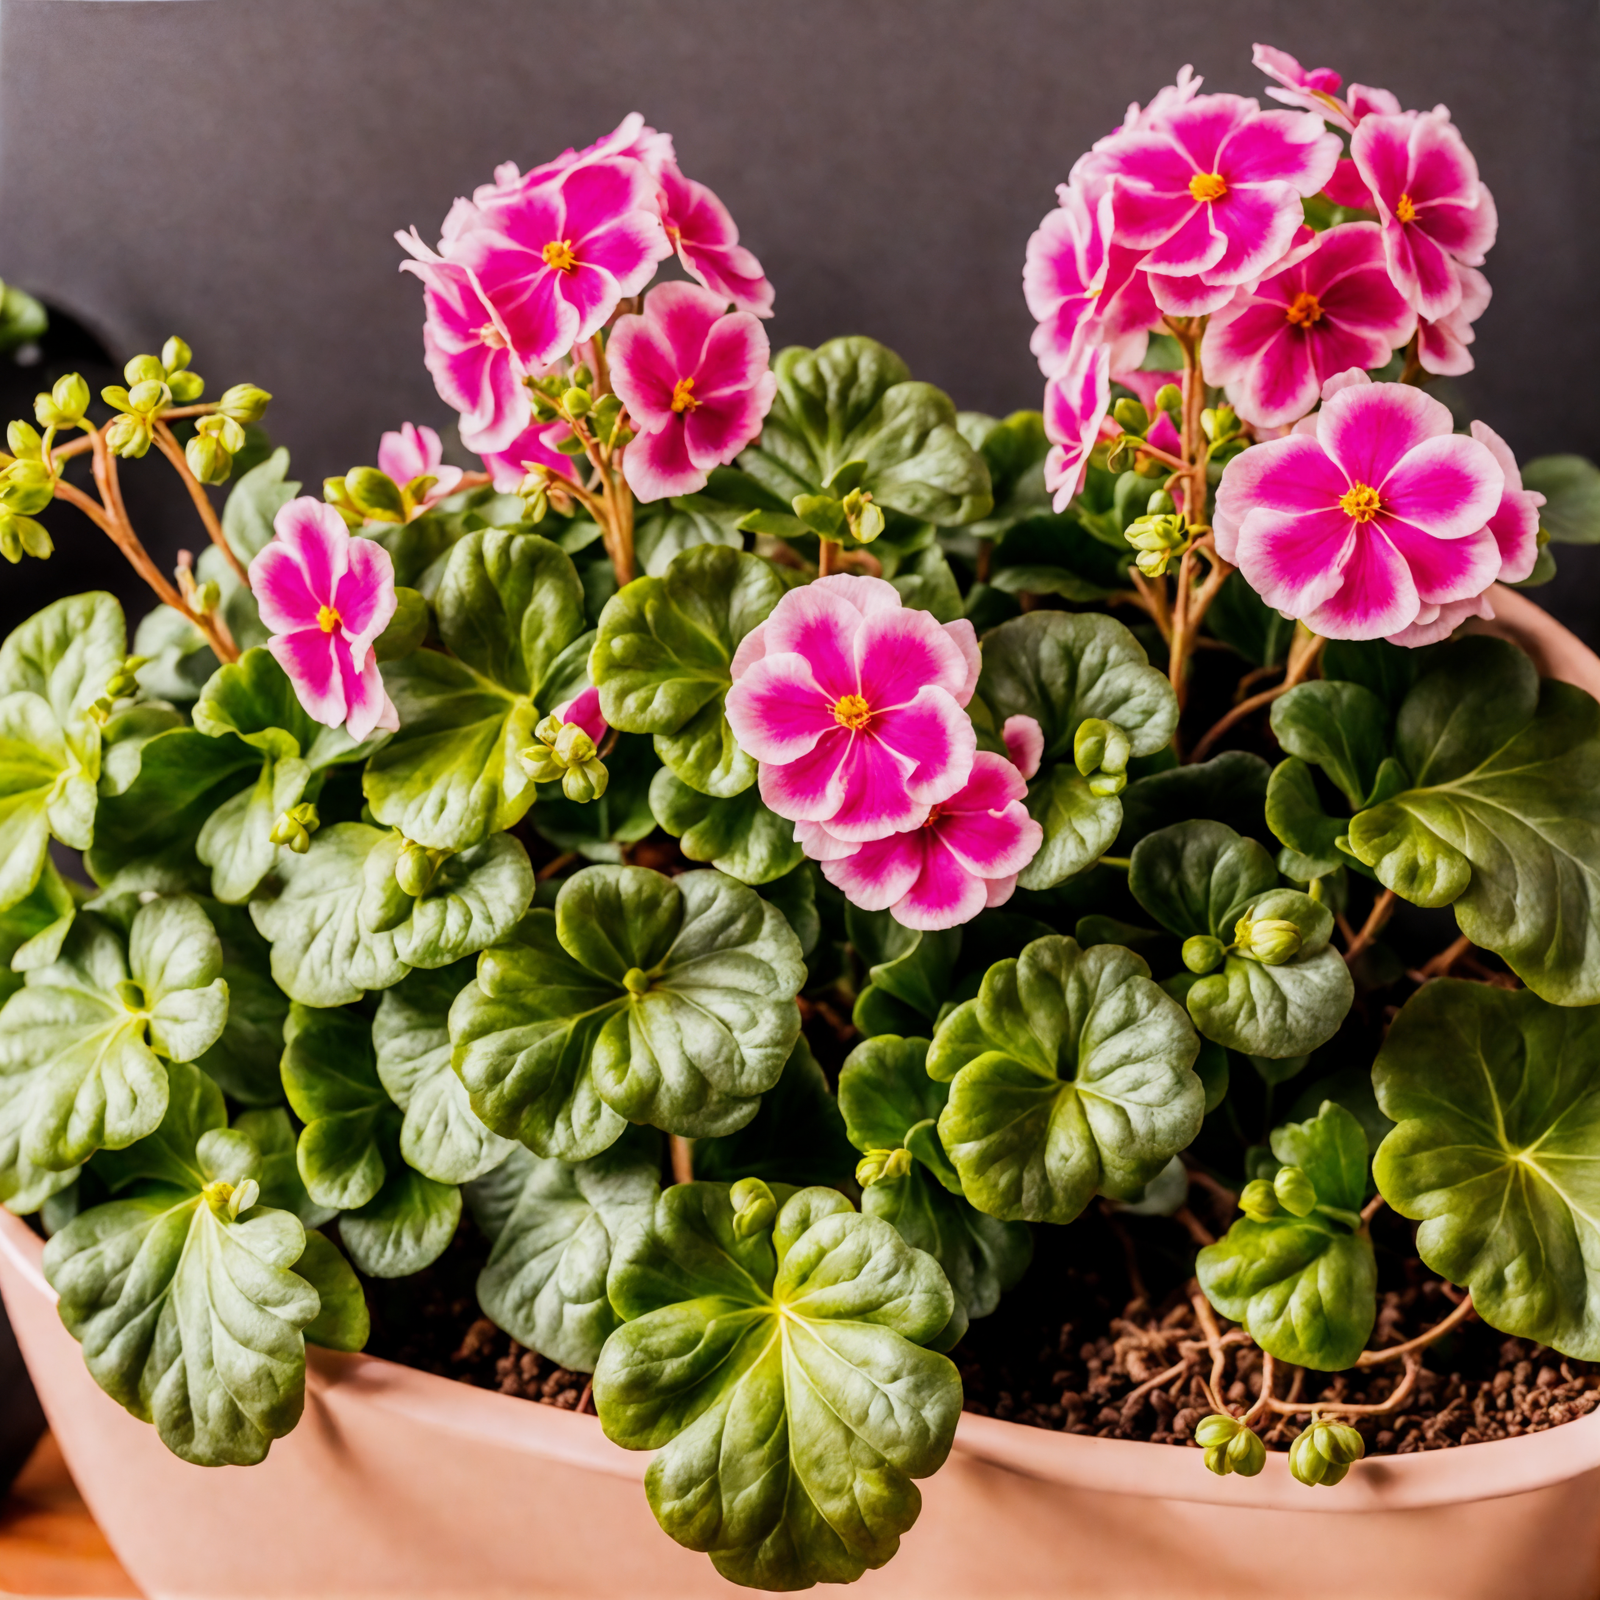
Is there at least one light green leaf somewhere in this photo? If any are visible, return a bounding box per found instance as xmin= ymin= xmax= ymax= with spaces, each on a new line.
xmin=0 ymin=859 xmax=77 ymax=994
xmin=231 ymin=1106 xmax=334 ymax=1228
xmin=1265 ymin=757 xmax=1354 ymax=880
xmin=0 ymin=592 xmax=125 ymax=732
xmin=1374 ymin=980 xmax=1600 ymax=1359
xmin=633 ymin=494 xmax=745 ymax=576
xmin=595 ymin=1182 xmax=961 ymax=1589
xmin=191 ymin=904 xmax=289 ymax=1107
xmin=929 ymin=937 xmax=1203 ymax=1223
xmin=1197 ymin=1102 xmax=1376 ymax=1369
xmin=846 ymin=908 xmax=960 ymax=1037
xmin=475 ymin=1126 xmax=659 ymax=1371
xmin=392 ymin=832 xmax=534 ymax=970
xmin=295 ymin=1229 xmax=370 ymax=1351
xmin=99 ymin=701 xmax=184 ymax=796
xmin=648 ymin=767 xmax=803 ymax=885
xmin=339 ymin=1163 xmax=460 ymax=1278
xmin=0 ymin=691 xmax=96 ymax=913
xmin=221 ymin=449 xmax=300 ymax=562
xmin=1522 ymin=454 xmax=1600 ymax=544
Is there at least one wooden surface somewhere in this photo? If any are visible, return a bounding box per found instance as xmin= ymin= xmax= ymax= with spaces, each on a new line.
xmin=0 ymin=1435 xmax=140 ymax=1599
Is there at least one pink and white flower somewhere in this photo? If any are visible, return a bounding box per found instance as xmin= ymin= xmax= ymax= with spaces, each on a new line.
xmin=814 ymin=753 xmax=1044 ymax=931
xmin=1351 ymin=110 xmax=1497 ymax=321
xmin=1042 ymin=344 xmax=1112 ymax=510
xmin=249 ymin=498 xmax=399 ymax=742
xmin=1202 ymin=223 xmax=1416 ymax=427
xmin=1214 ymin=374 xmax=1504 ymax=640
xmin=396 ymin=239 xmax=529 ymax=453
xmin=378 ymin=423 xmax=463 ymax=509
xmin=474 ymin=410 xmax=578 ymax=494
xmin=1079 ymin=94 xmax=1341 ymax=313
xmin=1417 ymin=264 xmax=1491 ymax=377
xmin=1023 ymin=183 xmax=1160 ymax=377
xmin=1385 ymin=421 xmax=1543 ymax=646
xmin=1002 ymin=715 xmax=1044 ymax=779
xmin=1252 ymin=44 xmax=1400 ymax=133
xmin=607 ymin=281 xmax=776 ymax=501
xmin=724 ymin=575 xmax=979 ymax=842
xmin=446 ymin=158 xmax=672 ymax=369
xmin=658 ymin=163 xmax=774 ymax=318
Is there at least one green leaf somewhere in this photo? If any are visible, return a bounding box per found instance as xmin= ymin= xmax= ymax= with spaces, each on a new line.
xmin=1269 ymin=681 xmax=1390 ymax=810
xmin=1320 ymin=637 xmax=1419 ymax=716
xmin=633 ymin=494 xmax=745 ymax=576
xmin=43 ymin=1062 xmax=320 ymax=1465
xmin=1265 ymin=758 xmax=1354 ymax=880
xmin=0 ymin=899 xmax=226 ymax=1189
xmin=847 ymin=908 xmax=960 ymax=1036
xmin=1342 ymin=637 xmax=1600 ymax=1001
xmin=0 ymin=592 xmax=125 ymax=734
xmin=451 ymin=867 xmax=805 ymax=1157
xmin=231 ymin=1106 xmax=333 ymax=1227
xmin=1522 ymin=455 xmax=1600 ymax=544
xmin=1204 ymin=571 xmax=1293 ymax=667
xmin=374 ymin=962 xmax=514 ymax=1184
xmin=1374 ymin=980 xmax=1600 ymax=1359
xmin=928 ymin=936 xmax=1203 ymax=1224
xmin=0 ymin=859 xmax=77 ymax=997
xmin=1129 ymin=821 xmax=1352 ymax=1057
xmin=391 ymin=832 xmax=534 ymax=970
xmin=1197 ymin=1102 xmax=1376 ymax=1370
xmin=694 ymin=1034 xmax=856 ymax=1188
xmin=191 ymin=904 xmax=289 ymax=1106
xmin=1116 ymin=751 xmax=1272 ymax=853
xmin=295 ymin=1229 xmax=370 ymax=1351
xmin=0 ymin=688 xmax=97 ymax=914
xmin=594 ymin=1183 xmax=961 ymax=1589
xmin=475 ymin=1127 xmax=659 ymax=1371
xmin=338 ymin=1164 xmax=460 ymax=1278
xmin=975 ymin=612 xmax=1178 ymax=888
xmin=363 ymin=530 xmax=587 ymax=849
xmin=755 ymin=863 xmax=820 ymax=961
xmin=733 ymin=337 xmax=992 ymax=527
xmin=250 ymin=823 xmax=410 ymax=1005
xmin=99 ymin=701 xmax=185 ymax=796
xmin=648 ymin=767 xmax=802 ymax=885
xmin=889 ymin=545 xmax=964 ymax=622
xmin=221 ymin=449 xmax=300 ymax=564
xmin=590 ymin=545 xmax=785 ymax=797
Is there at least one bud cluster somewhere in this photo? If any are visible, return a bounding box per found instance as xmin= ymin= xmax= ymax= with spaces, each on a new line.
xmin=1195 ymin=1412 xmax=1266 ymax=1477
xmin=855 ymin=1147 xmax=913 ymax=1188
xmin=1288 ymin=1419 xmax=1365 ymax=1487
xmin=1073 ymin=717 xmax=1131 ymax=798
xmin=519 ymin=713 xmax=610 ymax=802
xmin=85 ymin=654 xmax=151 ymax=724
xmin=731 ymin=1176 xmax=778 ymax=1240
xmin=269 ymin=801 xmax=321 ymax=855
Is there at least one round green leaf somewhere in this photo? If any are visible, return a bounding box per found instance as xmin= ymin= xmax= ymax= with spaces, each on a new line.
xmin=648 ymin=767 xmax=803 ymax=885
xmin=1269 ymin=680 xmax=1389 ymax=811
xmin=391 ymin=832 xmax=534 ymax=970
xmin=296 ymin=1229 xmax=371 ymax=1351
xmin=339 ymin=1164 xmax=460 ymax=1278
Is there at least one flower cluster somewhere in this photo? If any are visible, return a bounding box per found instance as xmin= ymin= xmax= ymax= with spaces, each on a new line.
xmin=1025 ymin=44 xmax=1498 ymax=505
xmin=398 ymin=115 xmax=775 ymax=503
xmin=724 ymin=576 xmax=1043 ymax=929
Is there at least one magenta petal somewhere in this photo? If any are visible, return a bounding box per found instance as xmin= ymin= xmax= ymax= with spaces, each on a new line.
xmin=1042 ymin=345 xmax=1111 ymax=510
xmin=1304 ymin=526 xmax=1420 ymax=640
xmin=334 ymin=535 xmax=398 ymax=650
xmin=340 ymin=646 xmax=399 ymax=743
xmin=1376 ymin=518 xmax=1500 ymax=605
xmin=683 ymin=382 xmax=774 ymax=469
xmin=1316 ymin=382 xmax=1453 ymax=490
xmin=607 ymin=313 xmax=682 ymax=429
xmin=794 ymin=819 xmax=861 ymax=863
xmin=620 ymin=421 xmax=705 ymax=501
xmin=1219 ymin=109 xmax=1339 ymax=191
xmin=1003 ymin=715 xmax=1044 ymax=779
xmin=554 ymin=685 xmax=608 ymax=744
xmin=938 ymin=801 xmax=1043 ymax=880
xmin=855 ymin=609 xmax=972 ymax=710
xmin=1385 ymin=592 xmax=1495 ymax=648
xmin=1379 ymin=434 xmax=1504 ymax=540
xmin=947 ymin=751 xmax=1029 ymax=815
xmin=1213 ymin=433 xmax=1350 ymax=563
xmin=760 ymin=585 xmax=865 ymax=703
xmin=892 ymin=846 xmax=990 ymax=932
xmin=867 ymin=687 xmax=977 ymax=806
xmin=250 ymin=542 xmax=323 ymax=634
xmin=820 ymin=832 xmax=924 ymax=912
xmin=268 ymin=630 xmax=345 ymax=729
xmin=944 ymin=619 xmax=981 ymax=708
xmin=1235 ymin=506 xmax=1357 ymax=618
xmin=1471 ymin=422 xmax=1541 ymax=583
xmin=1204 ymin=183 xmax=1305 ymax=283
xmin=1323 ymin=159 xmax=1375 ymax=209
xmin=1386 ymin=221 xmax=1462 ymax=322
xmin=756 ymin=728 xmax=852 ymax=823
xmin=984 ymin=875 xmax=1020 ymax=910
xmin=1148 ymin=270 xmax=1238 ymax=317
xmin=823 ymin=733 xmax=942 ymax=841
xmin=1140 ymin=202 xmax=1226 ymax=277
xmin=722 ymin=651 xmax=836 ymax=765
xmin=694 ymin=310 xmax=772 ymax=400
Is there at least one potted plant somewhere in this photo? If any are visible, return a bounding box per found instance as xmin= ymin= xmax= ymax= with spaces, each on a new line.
xmin=5 ymin=38 xmax=1600 ymax=1599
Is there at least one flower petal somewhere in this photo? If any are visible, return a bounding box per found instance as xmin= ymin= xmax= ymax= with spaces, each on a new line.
xmin=892 ymin=846 xmax=990 ymax=932
xmin=620 ymin=419 xmax=705 ymax=501
xmin=268 ymin=629 xmax=344 ymax=728
xmin=1379 ymin=433 xmax=1504 ymax=540
xmin=1303 ymin=526 xmax=1420 ymax=640
xmin=1235 ymin=505 xmax=1356 ymax=618
xmin=819 ymin=730 xmax=941 ymax=841
xmin=855 ymin=607 xmax=973 ymax=711
xmin=1315 ymin=381 xmax=1454 ymax=490
xmin=722 ymin=651 xmax=836 ymax=765
xmin=866 ymin=687 xmax=977 ymax=807
xmin=756 ymin=727 xmax=851 ymax=823
xmin=820 ymin=831 xmax=925 ymax=912
xmin=758 ymin=584 xmax=866 ymax=703
xmin=1003 ymin=714 xmax=1044 ymax=779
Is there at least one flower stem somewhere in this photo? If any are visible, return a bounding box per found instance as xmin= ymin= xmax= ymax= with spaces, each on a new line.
xmin=817 ymin=536 xmax=839 ymax=577
xmin=670 ymin=1135 xmax=694 ymax=1185
xmin=1188 ymin=628 xmax=1325 ymax=763
xmin=1343 ymin=888 xmax=1397 ymax=965
xmin=152 ymin=420 xmax=250 ymax=590
xmin=1355 ymin=1293 xmax=1475 ymax=1367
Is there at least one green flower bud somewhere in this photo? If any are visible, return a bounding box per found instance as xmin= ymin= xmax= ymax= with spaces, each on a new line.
xmin=529 ymin=391 xmax=560 ymax=423
xmin=395 ymin=838 xmax=449 ymax=898
xmin=198 ymin=413 xmax=246 ymax=452
xmin=0 ymin=513 xmax=51 ymax=562
xmin=570 ymin=365 xmax=594 ymax=391
xmin=1087 ymin=769 xmax=1127 ymax=798
xmin=1146 ymin=489 xmax=1176 ymax=517
xmin=1273 ymin=1164 xmax=1317 ymax=1218
xmin=1182 ymin=934 xmax=1226 ymax=975
xmin=161 ymin=337 xmax=193 ymax=375
xmin=35 ymin=373 xmax=90 ymax=429
xmin=1238 ymin=1178 xmax=1280 ymax=1222
xmin=193 ymin=579 xmax=222 ymax=614
xmin=1289 ymin=1420 xmax=1363 ymax=1487
xmin=124 ymin=353 xmax=165 ymax=386
xmin=127 ymin=378 xmax=171 ymax=416
xmin=855 ymin=1148 xmax=913 ymax=1188
xmin=1227 ymin=1427 xmax=1266 ymax=1476
xmin=841 ymin=487 xmax=884 ymax=544
xmin=101 ymin=384 xmax=132 ymax=414
xmin=1201 ymin=404 xmax=1239 ymax=443
xmin=269 ymin=801 xmax=320 ymax=854
xmin=561 ymin=757 xmax=609 ymax=803
xmin=1134 ymin=547 xmax=1174 ymax=578
xmin=1111 ymin=397 xmax=1149 ymax=435
xmin=186 ymin=432 xmax=232 ymax=486
xmin=1193 ymin=1412 xmax=1244 ymax=1451
xmin=562 ymin=386 xmax=592 ymax=417
xmin=533 ymin=712 xmax=565 ymax=745
xmin=106 ymin=413 xmax=152 ymax=459
xmin=611 ymin=423 xmax=635 ymax=451
xmin=0 ymin=458 xmax=55 ymax=515
xmin=731 ymin=1177 xmax=778 ymax=1240
xmin=6 ymin=420 xmax=43 ymax=460
xmin=103 ymin=654 xmax=150 ymax=700
xmin=217 ymin=383 xmax=271 ymax=423
xmin=522 ymin=486 xmax=550 ymax=523
xmin=518 ymin=743 xmax=564 ymax=784
xmin=1124 ymin=513 xmax=1189 ymax=554
xmin=552 ymin=723 xmax=598 ymax=766
xmin=1233 ymin=913 xmax=1303 ymax=965
xmin=167 ymin=370 xmax=205 ymax=404
xmin=622 ymin=966 xmax=651 ymax=996
xmin=1074 ymin=717 xmax=1130 ymax=778
xmin=591 ymin=391 xmax=623 ymax=435
xmin=345 ymin=466 xmax=406 ymax=523
xmin=1153 ymin=383 xmax=1183 ymax=416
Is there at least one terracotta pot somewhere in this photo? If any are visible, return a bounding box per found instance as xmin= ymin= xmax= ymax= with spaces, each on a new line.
xmin=7 ymin=588 xmax=1600 ymax=1600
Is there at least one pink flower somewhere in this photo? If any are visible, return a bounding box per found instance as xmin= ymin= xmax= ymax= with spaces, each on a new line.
xmin=378 ymin=423 xmax=464 ymax=509
xmin=1202 ymin=223 xmax=1416 ymax=428
xmin=250 ymin=499 xmax=400 ymax=743
xmin=1384 ymin=418 xmax=1543 ymax=646
xmin=396 ymin=237 xmax=529 ymax=454
xmin=1253 ymin=44 xmax=1400 ymax=133
xmin=1351 ymin=111 xmax=1497 ymax=321
xmin=724 ymin=575 xmax=979 ymax=843
xmin=1084 ymin=95 xmax=1341 ymax=313
xmin=553 ymin=685 xmax=609 ymax=744
xmin=1042 ymin=345 xmax=1111 ymax=510
xmin=607 ymin=281 xmax=777 ymax=501
xmin=446 ymin=159 xmax=672 ymax=370
xmin=474 ymin=408 xmax=578 ymax=494
xmin=1023 ymin=184 xmax=1160 ymax=377
xmin=1418 ymin=265 xmax=1490 ymax=377
xmin=658 ymin=163 xmax=773 ymax=318
xmin=1002 ymin=716 xmax=1044 ymax=779
xmin=814 ymin=754 xmax=1044 ymax=931
xmin=1213 ymin=374 xmax=1504 ymax=640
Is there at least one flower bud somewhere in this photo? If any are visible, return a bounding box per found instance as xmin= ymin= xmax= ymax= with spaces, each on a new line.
xmin=228 ymin=1177 xmax=260 ymax=1220
xmin=1197 ymin=1414 xmax=1265 ymax=1476
xmin=522 ymin=487 xmax=550 ymax=523
xmin=0 ymin=458 xmax=55 ymax=515
xmin=106 ymin=413 xmax=153 ymax=459
xmin=553 ymin=723 xmax=598 ymax=766
xmin=218 ymin=383 xmax=272 ymax=423
xmin=518 ymin=743 xmax=564 ymax=784
xmin=395 ymin=838 xmax=447 ymax=898
xmin=186 ymin=431 xmax=232 ymax=486
xmin=1182 ymin=934 xmax=1226 ymax=975
xmin=199 ymin=412 xmax=246 ymax=452
xmin=1238 ymin=1178 xmax=1280 ymax=1222
xmin=322 ymin=476 xmax=363 ymax=527
xmin=269 ymin=801 xmax=320 ymax=854
xmin=0 ymin=513 xmax=51 ymax=562
xmin=529 ymin=391 xmax=561 ymax=423
xmin=1234 ymin=913 xmax=1302 ymax=965
xmin=1074 ymin=717 xmax=1130 ymax=779
xmin=1124 ymin=513 xmax=1189 ymax=553
xmin=570 ymin=365 xmax=594 ymax=391
xmin=1087 ymin=770 xmax=1126 ymax=798
xmin=124 ymin=353 xmax=165 ymax=386
xmin=842 ymin=487 xmax=884 ymax=544
xmin=562 ymin=386 xmax=592 ymax=417
xmin=1273 ymin=1165 xmax=1317 ymax=1218
xmin=161 ymin=337 xmax=193 ymax=375
xmin=1201 ymin=405 xmax=1239 ymax=443
xmin=533 ymin=711 xmax=565 ymax=744
xmin=731 ymin=1177 xmax=778 ymax=1240
xmin=127 ymin=378 xmax=171 ymax=416
xmin=103 ymin=654 xmax=150 ymax=700
xmin=561 ymin=756 xmax=609 ymax=803
xmin=1289 ymin=1420 xmax=1363 ymax=1487
xmin=1146 ymin=489 xmax=1176 ymax=517
xmin=346 ymin=467 xmax=406 ymax=523
xmin=193 ymin=579 xmax=221 ymax=614
xmin=1153 ymin=383 xmax=1183 ymax=416
xmin=1193 ymin=1412 xmax=1244 ymax=1451
xmin=35 ymin=373 xmax=90 ymax=429
xmin=1112 ymin=397 xmax=1149 ymax=435
xmin=6 ymin=420 xmax=42 ymax=460
xmin=855 ymin=1148 xmax=913 ymax=1188
xmin=167 ymin=369 xmax=205 ymax=404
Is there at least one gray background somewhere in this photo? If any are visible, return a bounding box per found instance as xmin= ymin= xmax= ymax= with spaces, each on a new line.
xmin=0 ymin=0 xmax=1597 ymax=1481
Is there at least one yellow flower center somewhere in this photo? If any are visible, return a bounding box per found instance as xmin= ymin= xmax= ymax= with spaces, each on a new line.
xmin=832 ymin=693 xmax=872 ymax=731
xmin=1286 ymin=290 xmax=1324 ymax=328
xmin=478 ymin=323 xmax=507 ymax=350
xmin=317 ymin=604 xmax=342 ymax=633
xmin=1340 ymin=483 xmax=1382 ymax=523
xmin=1189 ymin=171 xmax=1228 ymax=203
xmin=671 ymin=376 xmax=699 ymax=413
xmin=1395 ymin=193 xmax=1417 ymax=224
xmin=541 ymin=238 xmax=578 ymax=273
